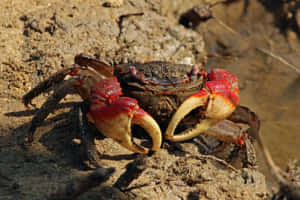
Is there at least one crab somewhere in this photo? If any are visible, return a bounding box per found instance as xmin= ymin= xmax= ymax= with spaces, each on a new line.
xmin=23 ymin=54 xmax=259 ymax=167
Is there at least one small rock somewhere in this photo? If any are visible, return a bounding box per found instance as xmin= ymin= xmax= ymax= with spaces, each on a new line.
xmin=103 ymin=0 xmax=124 ymax=8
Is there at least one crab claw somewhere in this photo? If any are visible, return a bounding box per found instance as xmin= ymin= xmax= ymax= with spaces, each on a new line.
xmin=88 ymin=97 xmax=162 ymax=154
xmin=165 ymin=69 xmax=240 ymax=142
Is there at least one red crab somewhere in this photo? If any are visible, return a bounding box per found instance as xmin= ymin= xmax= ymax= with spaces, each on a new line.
xmin=23 ymin=54 xmax=258 ymax=167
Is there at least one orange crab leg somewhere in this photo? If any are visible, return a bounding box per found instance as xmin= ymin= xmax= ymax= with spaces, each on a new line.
xmin=165 ymin=69 xmax=241 ymax=144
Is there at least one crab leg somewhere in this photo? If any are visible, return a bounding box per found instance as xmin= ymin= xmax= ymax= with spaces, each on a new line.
xmin=165 ymin=69 xmax=240 ymax=143
xmin=22 ymin=62 xmax=108 ymax=108
xmin=78 ymin=103 xmax=103 ymax=168
xmin=23 ymin=66 xmax=105 ymax=143
xmin=228 ymin=105 xmax=260 ymax=140
xmin=22 ymin=66 xmax=80 ymax=107
xmin=88 ymin=97 xmax=162 ymax=154
xmin=74 ymin=54 xmax=114 ymax=78
xmin=25 ymin=79 xmax=78 ymax=143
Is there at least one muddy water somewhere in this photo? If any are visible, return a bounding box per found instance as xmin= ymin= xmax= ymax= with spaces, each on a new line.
xmin=198 ymin=1 xmax=300 ymax=179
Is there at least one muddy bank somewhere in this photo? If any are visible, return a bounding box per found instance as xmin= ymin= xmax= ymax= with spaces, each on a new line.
xmin=0 ymin=0 xmax=299 ymax=199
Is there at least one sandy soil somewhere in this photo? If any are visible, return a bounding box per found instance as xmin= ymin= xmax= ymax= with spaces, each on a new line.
xmin=1 ymin=0 xmax=299 ymax=199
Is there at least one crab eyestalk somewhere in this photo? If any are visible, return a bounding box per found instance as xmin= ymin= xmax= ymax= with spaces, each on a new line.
xmin=88 ymin=97 xmax=162 ymax=154
xmin=165 ymin=69 xmax=240 ymax=143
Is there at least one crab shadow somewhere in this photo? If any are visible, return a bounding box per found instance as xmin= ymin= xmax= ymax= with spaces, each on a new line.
xmin=5 ymin=102 xmax=139 ymax=170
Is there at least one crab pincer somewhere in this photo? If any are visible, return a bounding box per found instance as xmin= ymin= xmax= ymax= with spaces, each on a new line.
xmin=165 ymin=69 xmax=242 ymax=144
xmin=87 ymin=77 xmax=162 ymax=154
